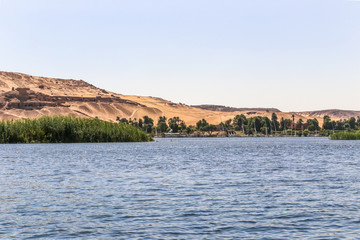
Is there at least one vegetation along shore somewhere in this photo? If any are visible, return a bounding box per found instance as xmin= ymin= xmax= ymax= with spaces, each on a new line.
xmin=330 ymin=132 xmax=360 ymax=140
xmin=1 ymin=113 xmax=359 ymax=144
xmin=0 ymin=116 xmax=152 ymax=143
xmin=117 ymin=113 xmax=360 ymax=139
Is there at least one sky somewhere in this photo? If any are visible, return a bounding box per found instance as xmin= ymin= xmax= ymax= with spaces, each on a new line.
xmin=0 ymin=0 xmax=359 ymax=112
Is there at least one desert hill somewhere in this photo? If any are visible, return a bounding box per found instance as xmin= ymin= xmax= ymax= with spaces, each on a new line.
xmin=0 ymin=71 xmax=358 ymax=126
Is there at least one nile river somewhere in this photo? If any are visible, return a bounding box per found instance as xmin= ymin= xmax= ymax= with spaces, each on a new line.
xmin=1 ymin=138 xmax=360 ymax=239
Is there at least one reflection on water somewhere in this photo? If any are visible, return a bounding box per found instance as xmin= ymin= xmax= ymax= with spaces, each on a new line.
xmin=1 ymin=138 xmax=360 ymax=239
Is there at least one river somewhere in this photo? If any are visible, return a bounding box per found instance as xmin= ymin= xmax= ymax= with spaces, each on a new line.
xmin=1 ymin=137 xmax=360 ymax=239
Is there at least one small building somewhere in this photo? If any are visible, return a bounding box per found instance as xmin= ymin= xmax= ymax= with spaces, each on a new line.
xmin=290 ymin=122 xmax=309 ymax=130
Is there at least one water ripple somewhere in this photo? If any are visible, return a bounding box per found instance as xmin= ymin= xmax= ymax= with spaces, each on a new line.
xmin=1 ymin=138 xmax=360 ymax=239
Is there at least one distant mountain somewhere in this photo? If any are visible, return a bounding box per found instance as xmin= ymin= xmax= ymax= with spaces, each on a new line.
xmin=297 ymin=109 xmax=360 ymax=120
xmin=192 ymin=105 xmax=281 ymax=113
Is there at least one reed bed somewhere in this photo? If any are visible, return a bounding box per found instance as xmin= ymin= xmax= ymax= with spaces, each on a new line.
xmin=0 ymin=116 xmax=152 ymax=143
xmin=330 ymin=132 xmax=360 ymax=140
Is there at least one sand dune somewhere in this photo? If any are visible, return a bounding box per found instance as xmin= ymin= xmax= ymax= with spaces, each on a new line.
xmin=1 ymin=71 xmax=358 ymax=126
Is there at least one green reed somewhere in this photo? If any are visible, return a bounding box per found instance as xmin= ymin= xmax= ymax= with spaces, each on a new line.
xmin=0 ymin=116 xmax=152 ymax=143
xmin=330 ymin=132 xmax=360 ymax=140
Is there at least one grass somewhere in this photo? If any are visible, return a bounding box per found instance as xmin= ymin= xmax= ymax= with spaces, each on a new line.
xmin=0 ymin=116 xmax=152 ymax=143
xmin=330 ymin=131 xmax=360 ymax=140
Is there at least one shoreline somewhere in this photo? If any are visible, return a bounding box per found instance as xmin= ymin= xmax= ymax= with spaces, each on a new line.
xmin=155 ymin=134 xmax=326 ymax=138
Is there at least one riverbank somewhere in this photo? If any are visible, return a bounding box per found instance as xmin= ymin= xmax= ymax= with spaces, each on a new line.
xmin=158 ymin=132 xmax=325 ymax=138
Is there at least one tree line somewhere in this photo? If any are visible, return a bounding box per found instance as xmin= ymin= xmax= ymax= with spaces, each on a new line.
xmin=117 ymin=116 xmax=215 ymax=136
xmin=117 ymin=113 xmax=360 ymax=137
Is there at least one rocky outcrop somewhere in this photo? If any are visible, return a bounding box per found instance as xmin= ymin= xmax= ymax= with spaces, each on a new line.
xmin=0 ymin=87 xmax=144 ymax=111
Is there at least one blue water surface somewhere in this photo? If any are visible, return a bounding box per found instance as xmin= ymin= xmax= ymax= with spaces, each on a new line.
xmin=1 ymin=137 xmax=360 ymax=239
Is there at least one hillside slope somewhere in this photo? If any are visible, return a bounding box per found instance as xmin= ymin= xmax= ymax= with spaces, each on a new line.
xmin=1 ymin=71 xmax=356 ymax=125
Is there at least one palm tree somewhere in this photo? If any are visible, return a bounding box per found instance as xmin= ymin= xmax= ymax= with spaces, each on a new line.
xmin=271 ymin=113 xmax=278 ymax=132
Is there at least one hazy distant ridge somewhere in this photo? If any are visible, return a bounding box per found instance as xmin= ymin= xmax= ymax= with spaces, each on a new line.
xmin=297 ymin=109 xmax=360 ymax=119
xmin=192 ymin=105 xmax=281 ymax=113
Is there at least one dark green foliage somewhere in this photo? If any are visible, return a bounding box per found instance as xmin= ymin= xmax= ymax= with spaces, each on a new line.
xmin=186 ymin=125 xmax=195 ymax=134
xmin=349 ymin=117 xmax=356 ymax=129
xmin=180 ymin=120 xmax=187 ymax=131
xmin=297 ymin=119 xmax=303 ymax=127
xmin=271 ymin=113 xmax=279 ymax=132
xmin=322 ymin=115 xmax=332 ymax=130
xmin=119 ymin=114 xmax=360 ymax=137
xmin=247 ymin=117 xmax=262 ymax=134
xmin=0 ymin=116 xmax=152 ymax=143
xmin=196 ymin=119 xmax=209 ymax=130
xmin=157 ymin=122 xmax=168 ymax=133
xmin=319 ymin=130 xmax=332 ymax=136
xmin=168 ymin=117 xmax=181 ymax=133
xmin=280 ymin=117 xmax=292 ymax=131
xmin=307 ymin=118 xmax=320 ymax=131
xmin=126 ymin=116 xmax=155 ymax=134
xmin=335 ymin=120 xmax=345 ymax=131
xmin=116 ymin=117 xmax=129 ymax=124
xmin=224 ymin=119 xmax=232 ymax=129
xmin=142 ymin=116 xmax=154 ymax=133
xmin=233 ymin=114 xmax=247 ymax=132
xmin=138 ymin=118 xmax=143 ymax=129
xmin=157 ymin=116 xmax=168 ymax=133
xmin=195 ymin=119 xmax=219 ymax=135
xmin=207 ymin=124 xmax=218 ymax=135
xmin=261 ymin=117 xmax=272 ymax=134
xmin=330 ymin=132 xmax=360 ymax=140
xmin=344 ymin=123 xmax=351 ymax=131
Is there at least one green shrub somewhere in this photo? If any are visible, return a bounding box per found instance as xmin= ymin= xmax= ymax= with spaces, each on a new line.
xmin=319 ymin=130 xmax=331 ymax=137
xmin=303 ymin=130 xmax=309 ymax=137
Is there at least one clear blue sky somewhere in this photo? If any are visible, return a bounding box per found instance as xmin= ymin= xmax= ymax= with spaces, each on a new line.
xmin=0 ymin=0 xmax=359 ymax=112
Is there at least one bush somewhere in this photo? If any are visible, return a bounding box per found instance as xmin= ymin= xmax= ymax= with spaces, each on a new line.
xmin=319 ymin=130 xmax=331 ymax=137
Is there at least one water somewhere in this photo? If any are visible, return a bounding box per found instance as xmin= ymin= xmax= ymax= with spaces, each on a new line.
xmin=1 ymin=137 xmax=360 ymax=239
